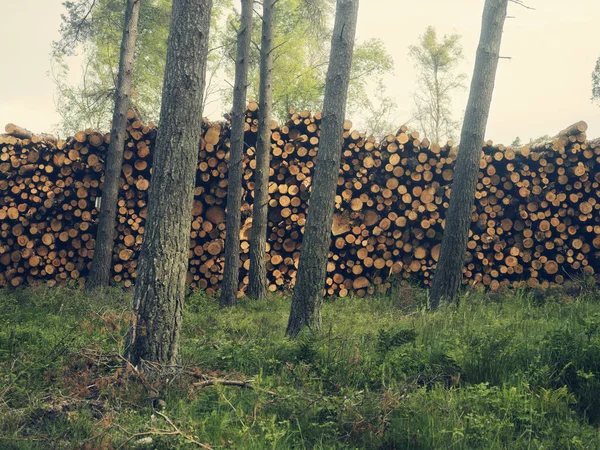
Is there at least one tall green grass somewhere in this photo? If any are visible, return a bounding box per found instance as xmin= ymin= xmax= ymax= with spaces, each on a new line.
xmin=1 ymin=284 xmax=600 ymax=448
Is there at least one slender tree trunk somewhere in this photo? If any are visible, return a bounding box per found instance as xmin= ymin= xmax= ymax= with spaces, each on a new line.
xmin=126 ymin=0 xmax=212 ymax=367
xmin=434 ymin=65 xmax=441 ymax=144
xmin=429 ymin=0 xmax=508 ymax=309
xmin=248 ymin=0 xmax=275 ymax=299
xmin=86 ymin=0 xmax=141 ymax=292
xmin=286 ymin=0 xmax=360 ymax=338
xmin=220 ymin=0 xmax=254 ymax=307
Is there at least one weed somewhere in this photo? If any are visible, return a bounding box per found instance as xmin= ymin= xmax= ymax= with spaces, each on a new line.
xmin=1 ymin=286 xmax=600 ymax=448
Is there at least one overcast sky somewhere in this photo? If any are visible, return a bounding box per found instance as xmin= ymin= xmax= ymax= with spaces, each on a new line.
xmin=0 ymin=0 xmax=599 ymax=144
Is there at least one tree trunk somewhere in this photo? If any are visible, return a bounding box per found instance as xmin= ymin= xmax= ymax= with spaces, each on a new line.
xmin=126 ymin=0 xmax=212 ymax=367
xmin=434 ymin=65 xmax=440 ymax=145
xmin=429 ymin=0 xmax=508 ymax=309
xmin=220 ymin=0 xmax=254 ymax=307
xmin=86 ymin=0 xmax=141 ymax=292
xmin=248 ymin=0 xmax=275 ymax=299
xmin=286 ymin=0 xmax=360 ymax=338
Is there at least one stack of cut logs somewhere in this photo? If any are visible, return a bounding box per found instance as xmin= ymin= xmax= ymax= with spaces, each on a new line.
xmin=1 ymin=105 xmax=598 ymax=297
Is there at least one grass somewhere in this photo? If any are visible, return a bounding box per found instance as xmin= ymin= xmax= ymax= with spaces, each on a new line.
xmin=1 ymin=283 xmax=600 ymax=448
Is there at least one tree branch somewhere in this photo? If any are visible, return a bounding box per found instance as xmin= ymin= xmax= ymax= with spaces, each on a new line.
xmin=191 ymin=377 xmax=277 ymax=395
xmin=509 ymin=0 xmax=535 ymax=10
xmin=56 ymin=0 xmax=98 ymax=55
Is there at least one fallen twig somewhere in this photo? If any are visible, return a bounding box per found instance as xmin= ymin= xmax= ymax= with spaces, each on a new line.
xmin=116 ymin=411 xmax=212 ymax=449
xmin=155 ymin=411 xmax=212 ymax=449
xmin=192 ymin=378 xmax=277 ymax=396
xmin=194 ymin=379 xmax=254 ymax=389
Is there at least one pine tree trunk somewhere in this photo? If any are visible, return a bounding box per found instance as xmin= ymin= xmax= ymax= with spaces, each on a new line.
xmin=86 ymin=0 xmax=140 ymax=292
xmin=286 ymin=0 xmax=360 ymax=338
xmin=248 ymin=0 xmax=275 ymax=299
xmin=434 ymin=65 xmax=441 ymax=145
xmin=429 ymin=0 xmax=508 ymax=309
xmin=126 ymin=0 xmax=212 ymax=367
xmin=220 ymin=0 xmax=254 ymax=307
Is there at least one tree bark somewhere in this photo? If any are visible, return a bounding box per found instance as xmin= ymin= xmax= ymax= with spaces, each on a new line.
xmin=220 ymin=0 xmax=254 ymax=307
xmin=126 ymin=0 xmax=212 ymax=367
xmin=434 ymin=65 xmax=441 ymax=145
xmin=86 ymin=0 xmax=141 ymax=292
xmin=286 ymin=0 xmax=359 ymax=338
xmin=248 ymin=0 xmax=275 ymax=299
xmin=429 ymin=0 xmax=508 ymax=309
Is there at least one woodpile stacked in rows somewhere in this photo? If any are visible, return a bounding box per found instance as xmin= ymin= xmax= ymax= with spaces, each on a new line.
xmin=0 ymin=114 xmax=154 ymax=288
xmin=1 ymin=106 xmax=598 ymax=296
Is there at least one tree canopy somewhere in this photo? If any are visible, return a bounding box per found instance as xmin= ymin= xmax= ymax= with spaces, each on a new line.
xmin=52 ymin=0 xmax=231 ymax=135
xmin=225 ymin=0 xmax=393 ymax=121
xmin=52 ymin=0 xmax=393 ymax=134
xmin=409 ymin=26 xmax=466 ymax=144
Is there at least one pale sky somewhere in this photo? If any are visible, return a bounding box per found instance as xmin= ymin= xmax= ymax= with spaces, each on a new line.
xmin=0 ymin=0 xmax=599 ymax=144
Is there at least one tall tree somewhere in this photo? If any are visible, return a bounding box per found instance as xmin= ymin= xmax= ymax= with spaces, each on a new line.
xmin=126 ymin=0 xmax=212 ymax=366
xmin=592 ymin=56 xmax=600 ymax=103
xmin=409 ymin=26 xmax=465 ymax=144
xmin=53 ymin=0 xmax=391 ymax=134
xmin=52 ymin=0 xmax=230 ymax=135
xmin=429 ymin=0 xmax=508 ymax=309
xmin=85 ymin=0 xmax=141 ymax=291
xmin=225 ymin=0 xmax=393 ymax=122
xmin=52 ymin=0 xmax=171 ymax=134
xmin=220 ymin=0 xmax=254 ymax=307
xmin=247 ymin=0 xmax=276 ymax=299
xmin=286 ymin=0 xmax=359 ymax=337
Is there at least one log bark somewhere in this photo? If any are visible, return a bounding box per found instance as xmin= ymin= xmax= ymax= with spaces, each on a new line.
xmin=248 ymin=0 xmax=276 ymax=299
xmin=126 ymin=0 xmax=212 ymax=367
xmin=286 ymin=0 xmax=360 ymax=337
xmin=5 ymin=124 xmax=33 ymax=140
xmin=429 ymin=0 xmax=508 ymax=309
xmin=86 ymin=0 xmax=141 ymax=291
xmin=0 ymin=114 xmax=598 ymax=295
xmin=220 ymin=0 xmax=254 ymax=307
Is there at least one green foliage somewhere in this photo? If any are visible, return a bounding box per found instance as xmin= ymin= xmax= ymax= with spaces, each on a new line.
xmin=223 ymin=0 xmax=394 ymax=122
xmin=53 ymin=0 xmax=394 ymax=134
xmin=2 ymin=286 xmax=600 ymax=448
xmin=52 ymin=0 xmax=172 ymax=134
xmin=529 ymin=134 xmax=552 ymax=144
xmin=361 ymin=79 xmax=399 ymax=139
xmin=390 ymin=383 xmax=597 ymax=449
xmin=409 ymin=26 xmax=466 ymax=144
xmin=52 ymin=0 xmax=232 ymax=135
xmin=376 ymin=326 xmax=417 ymax=354
xmin=347 ymin=38 xmax=394 ymax=115
xmin=49 ymin=55 xmax=114 ymax=136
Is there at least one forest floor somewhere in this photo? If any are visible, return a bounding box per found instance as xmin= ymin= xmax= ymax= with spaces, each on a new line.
xmin=2 ymin=283 xmax=600 ymax=449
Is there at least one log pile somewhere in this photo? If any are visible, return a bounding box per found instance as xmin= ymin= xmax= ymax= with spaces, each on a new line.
xmin=1 ymin=108 xmax=598 ymax=297
xmin=0 ymin=113 xmax=154 ymax=288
